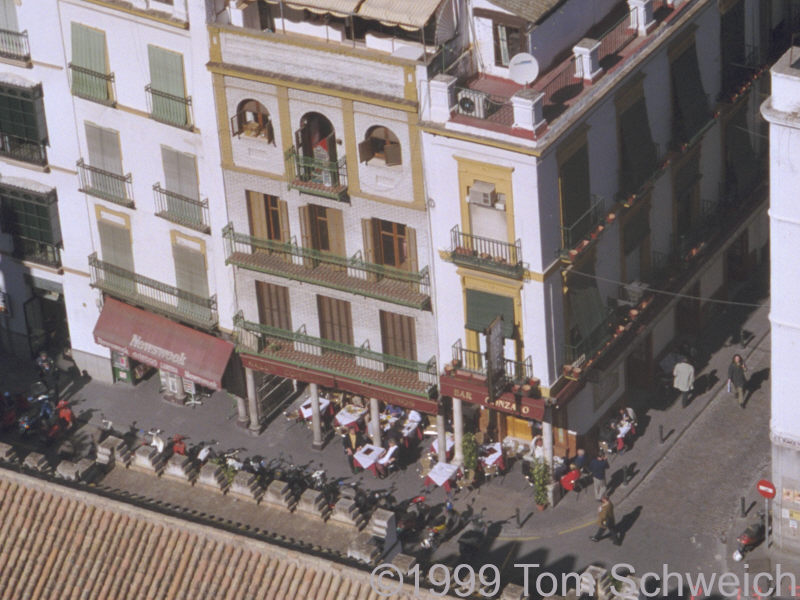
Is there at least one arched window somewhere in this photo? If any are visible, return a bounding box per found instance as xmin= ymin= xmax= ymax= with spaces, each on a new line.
xmin=232 ymin=99 xmax=274 ymax=143
xmin=359 ymin=126 xmax=401 ymax=166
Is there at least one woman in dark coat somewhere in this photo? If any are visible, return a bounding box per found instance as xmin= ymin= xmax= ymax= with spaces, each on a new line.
xmin=728 ymin=354 xmax=748 ymax=408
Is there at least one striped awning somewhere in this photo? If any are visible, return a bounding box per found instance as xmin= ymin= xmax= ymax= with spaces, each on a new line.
xmin=357 ymin=0 xmax=444 ymax=30
xmin=262 ymin=0 xmax=361 ymax=17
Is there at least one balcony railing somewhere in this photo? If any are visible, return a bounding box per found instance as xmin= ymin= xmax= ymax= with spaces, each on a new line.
xmin=597 ymin=10 xmax=637 ymax=69
xmin=89 ymin=252 xmax=217 ymax=331
xmin=145 ymin=85 xmax=193 ymax=130
xmin=561 ymin=195 xmax=606 ymax=251
xmin=77 ymin=159 xmax=133 ymax=207
xmin=449 ymin=226 xmax=523 ymax=279
xmin=13 ymin=238 xmax=60 ymax=269
xmin=453 ymin=87 xmax=514 ymax=127
xmin=0 ymin=29 xmax=29 ymax=62
xmin=234 ymin=312 xmax=438 ymax=390
xmin=69 ymin=64 xmax=115 ymax=105
xmin=285 ymin=147 xmax=348 ymax=202
xmin=153 ymin=183 xmax=209 ymax=233
xmin=0 ymin=134 xmax=46 ymax=166
xmin=563 ymin=308 xmax=614 ymax=365
xmin=223 ymin=224 xmax=430 ymax=309
xmin=451 ymin=339 xmax=533 ymax=385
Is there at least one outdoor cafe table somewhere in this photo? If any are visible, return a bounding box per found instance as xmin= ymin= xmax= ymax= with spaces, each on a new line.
xmin=431 ymin=432 xmax=455 ymax=459
xmin=300 ymin=397 xmax=331 ymax=421
xmin=479 ymin=442 xmax=505 ymax=472
xmin=335 ymin=404 xmax=368 ymax=430
xmin=424 ymin=462 xmax=460 ymax=493
xmin=353 ymin=444 xmax=384 ymax=475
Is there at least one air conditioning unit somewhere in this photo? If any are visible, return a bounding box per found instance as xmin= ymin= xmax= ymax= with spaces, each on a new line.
xmin=469 ymin=181 xmax=496 ymax=207
xmin=457 ymin=89 xmax=489 ymax=119
xmin=620 ymin=280 xmax=649 ymax=304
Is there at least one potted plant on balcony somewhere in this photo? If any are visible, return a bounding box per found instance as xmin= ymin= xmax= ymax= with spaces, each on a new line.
xmin=531 ymin=458 xmax=550 ymax=510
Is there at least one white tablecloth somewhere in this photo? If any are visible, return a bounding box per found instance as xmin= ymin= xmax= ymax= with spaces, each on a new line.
xmin=427 ymin=462 xmax=460 ymax=487
xmin=431 ymin=432 xmax=454 ymax=454
xmin=479 ymin=443 xmax=503 ymax=469
xmin=354 ymin=444 xmax=383 ymax=470
xmin=300 ymin=397 xmax=330 ymax=420
xmin=335 ymin=405 xmax=367 ymax=427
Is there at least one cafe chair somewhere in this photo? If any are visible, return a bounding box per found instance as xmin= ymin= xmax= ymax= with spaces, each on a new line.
xmin=417 ymin=454 xmax=432 ymax=479
xmin=484 ymin=464 xmax=499 ymax=479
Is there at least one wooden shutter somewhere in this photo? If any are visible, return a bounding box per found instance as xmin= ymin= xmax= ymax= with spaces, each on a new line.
xmin=361 ymin=218 xmax=375 ymax=263
xmin=406 ymin=226 xmax=418 ymax=275
xmin=173 ymin=244 xmax=209 ymax=299
xmin=246 ymin=190 xmax=269 ymax=241
xmin=380 ymin=310 xmax=417 ymax=361
xmin=98 ymin=220 xmax=133 ymax=272
xmin=384 ymin=142 xmax=402 ymax=166
xmin=278 ymin=200 xmax=290 ymax=243
xmin=358 ymin=139 xmax=374 ymax=163
xmin=298 ymin=205 xmax=311 ymax=267
xmin=255 ymin=281 xmax=291 ymax=330
xmin=85 ymin=123 xmax=122 ymax=174
xmin=0 ymin=0 xmax=19 ymax=31
xmin=327 ymin=207 xmax=345 ymax=258
xmin=317 ymin=295 xmax=353 ymax=345
xmin=162 ymin=147 xmax=199 ymax=199
xmin=324 ymin=131 xmax=337 ymax=163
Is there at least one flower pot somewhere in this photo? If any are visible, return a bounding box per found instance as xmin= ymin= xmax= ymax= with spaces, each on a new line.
xmin=590 ymin=232 xmax=598 ymax=240
xmin=563 ymin=365 xmax=572 ymax=376
xmin=568 ymin=249 xmax=579 ymax=258
xmin=571 ymin=367 xmax=582 ymax=378
xmin=629 ymin=309 xmax=639 ymax=319
xmin=536 ymin=503 xmax=547 ymax=511
xmin=595 ymin=224 xmax=604 ymax=234
xmin=606 ymin=213 xmax=616 ymax=224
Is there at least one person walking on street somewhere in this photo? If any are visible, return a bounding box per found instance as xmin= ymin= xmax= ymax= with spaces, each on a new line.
xmin=673 ymin=356 xmax=695 ymax=408
xmin=728 ymin=354 xmax=748 ymax=408
xmin=590 ymin=495 xmax=622 ymax=545
xmin=589 ymin=452 xmax=609 ymax=500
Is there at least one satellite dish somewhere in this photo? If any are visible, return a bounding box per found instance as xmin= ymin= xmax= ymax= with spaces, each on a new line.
xmin=508 ymin=52 xmax=540 ymax=85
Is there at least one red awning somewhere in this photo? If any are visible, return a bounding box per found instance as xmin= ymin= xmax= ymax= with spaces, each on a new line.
xmin=93 ymin=298 xmax=234 ymax=390
xmin=439 ymin=374 xmax=545 ymax=421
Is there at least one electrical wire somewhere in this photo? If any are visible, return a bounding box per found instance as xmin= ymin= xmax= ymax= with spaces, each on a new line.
xmin=566 ymin=269 xmax=769 ymax=309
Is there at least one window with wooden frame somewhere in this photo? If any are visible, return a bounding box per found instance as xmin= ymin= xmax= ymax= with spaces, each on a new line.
xmin=493 ymin=21 xmax=522 ymax=67
xmin=232 ymin=99 xmax=274 ymax=143
xmin=362 ymin=217 xmax=418 ymax=275
xmin=358 ymin=126 xmax=401 ymax=166
xmin=673 ymin=148 xmax=700 ymax=248
xmin=669 ymin=34 xmax=708 ymax=146
xmin=380 ymin=310 xmax=417 ymax=361
xmin=246 ymin=191 xmax=287 ymax=242
xmin=299 ymin=204 xmax=345 ymax=258
xmin=317 ymin=295 xmax=353 ymax=346
xmin=255 ymin=281 xmax=291 ymax=331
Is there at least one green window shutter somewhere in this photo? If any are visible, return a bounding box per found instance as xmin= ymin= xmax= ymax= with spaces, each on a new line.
xmin=71 ymin=23 xmax=108 ymax=101
xmin=0 ymin=186 xmax=59 ymax=245
xmin=619 ymin=98 xmax=657 ymax=194
xmin=98 ymin=221 xmax=133 ymax=272
xmin=148 ymin=45 xmax=187 ymax=126
xmin=0 ymin=83 xmax=46 ymax=144
xmin=162 ymin=147 xmax=201 ymax=224
xmin=173 ymin=245 xmax=208 ymax=299
xmin=671 ymin=44 xmax=708 ymax=143
xmin=559 ymin=144 xmax=591 ymax=243
xmin=465 ymin=289 xmax=514 ymax=337
xmin=0 ymin=0 xmax=19 ymax=31
xmin=86 ymin=123 xmax=124 ymax=200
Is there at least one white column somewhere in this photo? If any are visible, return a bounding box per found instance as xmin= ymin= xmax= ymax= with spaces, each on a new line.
xmin=430 ymin=74 xmax=457 ymax=123
xmin=627 ymin=0 xmax=655 ymax=36
xmin=245 ymin=367 xmax=260 ymax=434
xmin=235 ymin=395 xmax=248 ymax=427
xmin=370 ymin=397 xmax=382 ymax=447
xmin=310 ymin=383 xmax=323 ymax=450
xmin=542 ymin=413 xmax=554 ymax=479
xmin=573 ymin=38 xmax=603 ymax=82
xmin=511 ymin=89 xmax=546 ymax=134
xmin=436 ymin=413 xmax=447 ymax=464
xmin=452 ymin=397 xmax=464 ymax=465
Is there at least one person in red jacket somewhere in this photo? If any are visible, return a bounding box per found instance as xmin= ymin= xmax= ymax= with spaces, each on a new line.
xmin=560 ymin=463 xmax=581 ymax=493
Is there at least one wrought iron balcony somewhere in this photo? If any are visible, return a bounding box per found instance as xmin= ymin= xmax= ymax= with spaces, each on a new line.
xmin=563 ymin=307 xmax=615 ymax=366
xmin=77 ymin=159 xmax=133 ymax=207
xmin=153 ymin=183 xmax=209 ymax=233
xmin=223 ymin=224 xmax=430 ymax=310
xmin=450 ymin=339 xmax=533 ymax=385
xmin=145 ymin=85 xmax=193 ymax=130
xmin=234 ymin=312 xmax=437 ymax=396
xmin=69 ymin=64 xmax=115 ymax=106
xmin=13 ymin=238 xmax=60 ymax=269
xmin=559 ymin=195 xmax=606 ymax=259
xmin=88 ymin=252 xmax=217 ymax=331
xmin=449 ymin=226 xmax=523 ymax=279
xmin=0 ymin=134 xmax=46 ymax=166
xmin=285 ymin=147 xmax=348 ymax=202
xmin=0 ymin=29 xmax=29 ymax=62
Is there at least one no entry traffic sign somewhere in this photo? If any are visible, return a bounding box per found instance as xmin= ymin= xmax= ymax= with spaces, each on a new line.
xmin=757 ymin=479 xmax=776 ymax=499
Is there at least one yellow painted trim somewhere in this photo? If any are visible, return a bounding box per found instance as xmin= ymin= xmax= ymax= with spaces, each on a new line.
xmin=208 ymin=27 xmax=222 ymax=64
xmin=614 ymin=72 xmax=645 ymax=113
xmin=212 ymin=73 xmax=234 ymax=165
xmin=718 ymin=0 xmax=741 ymax=14
xmin=210 ymin=24 xmax=425 ymax=68
xmin=407 ymin=112 xmax=426 ymax=207
xmin=222 ymin=160 xmax=286 ymax=183
xmin=524 ymin=260 xmax=561 ymax=282
xmin=555 ymin=125 xmax=589 ymax=164
xmin=460 ymin=271 xmax=523 ymax=354
xmin=62 ymin=266 xmax=90 ymax=278
xmin=420 ymin=123 xmax=542 ymax=157
xmin=79 ymin=0 xmax=189 ymax=29
xmin=459 ymin=270 xmax=524 ymax=293
xmin=668 ymin=24 xmax=698 ymax=62
xmin=115 ymin=103 xmax=150 ymax=120
xmin=355 ymin=188 xmax=426 ymax=211
xmin=403 ymin=65 xmax=417 ymax=103
xmin=341 ymin=99 xmax=361 ymax=195
xmin=48 ymin=165 xmax=78 ymax=176
xmin=455 ymin=157 xmax=516 ymax=243
xmin=207 ymin=63 xmax=417 ymax=113
xmin=170 ymin=230 xmax=207 ymax=257
xmin=95 ymin=204 xmax=131 ymax=229
xmin=276 ymin=87 xmax=292 ymax=154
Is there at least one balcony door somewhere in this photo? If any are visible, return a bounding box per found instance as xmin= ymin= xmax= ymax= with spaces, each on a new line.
xmin=380 ymin=310 xmax=416 ymax=361
xmin=0 ymin=0 xmax=18 ymax=31
xmin=295 ymin=112 xmax=337 ymax=186
xmin=86 ymin=123 xmax=124 ymax=200
xmin=300 ymin=204 xmax=345 ymax=267
xmin=98 ymin=220 xmax=134 ymax=294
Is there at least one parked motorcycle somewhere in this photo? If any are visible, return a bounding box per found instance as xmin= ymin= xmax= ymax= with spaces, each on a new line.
xmin=732 ymin=511 xmax=766 ymax=562
xmin=457 ymin=509 xmax=488 ymax=563
xmin=420 ymin=501 xmax=461 ymax=552
xmin=395 ymin=495 xmax=430 ymax=542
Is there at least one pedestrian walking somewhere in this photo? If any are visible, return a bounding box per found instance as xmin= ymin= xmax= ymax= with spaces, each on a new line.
xmin=728 ymin=354 xmax=748 ymax=408
xmin=590 ymin=495 xmax=622 ymax=545
xmin=589 ymin=452 xmax=609 ymax=500
xmin=673 ymin=356 xmax=695 ymax=408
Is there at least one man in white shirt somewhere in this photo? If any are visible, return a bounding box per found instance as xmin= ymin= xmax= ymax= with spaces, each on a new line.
xmin=673 ymin=356 xmax=695 ymax=408
xmin=376 ymin=438 xmax=399 ymax=478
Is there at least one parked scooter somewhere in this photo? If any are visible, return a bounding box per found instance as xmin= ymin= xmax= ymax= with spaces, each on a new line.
xmin=420 ymin=500 xmax=461 ymax=551
xmin=732 ymin=511 xmax=766 ymax=562
xmin=395 ymin=495 xmax=430 ymax=542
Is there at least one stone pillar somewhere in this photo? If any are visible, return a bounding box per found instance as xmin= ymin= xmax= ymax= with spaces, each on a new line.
xmin=436 ymin=412 xmax=447 ymax=464
xmin=573 ymin=38 xmax=602 ymax=83
xmin=452 ymin=397 xmax=464 ymax=465
xmin=430 ymin=74 xmax=457 ymax=123
xmin=542 ymin=408 xmax=554 ymax=478
xmin=245 ymin=367 xmax=260 ymax=435
xmin=511 ymin=89 xmax=546 ymax=134
xmin=628 ymin=0 xmax=656 ymax=35
xmin=235 ymin=394 xmax=249 ymax=428
xmin=370 ymin=397 xmax=382 ymax=447
xmin=310 ymin=383 xmax=323 ymax=450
